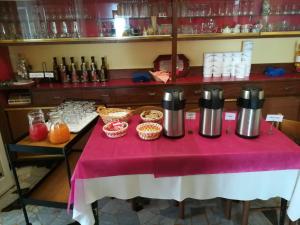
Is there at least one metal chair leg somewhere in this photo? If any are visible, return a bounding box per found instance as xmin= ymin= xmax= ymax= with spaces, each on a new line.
xmin=179 ymin=201 xmax=185 ymax=219
xmin=92 ymin=201 xmax=99 ymax=225
xmin=224 ymin=199 xmax=232 ymax=220
xmin=280 ymin=199 xmax=288 ymax=225
xmin=241 ymin=201 xmax=250 ymax=225
xmin=289 ymin=220 xmax=298 ymax=225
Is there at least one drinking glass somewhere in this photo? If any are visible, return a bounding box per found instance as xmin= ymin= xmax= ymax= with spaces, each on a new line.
xmin=60 ymin=21 xmax=69 ymax=38
xmin=72 ymin=21 xmax=80 ymax=38
xmin=50 ymin=21 xmax=58 ymax=38
xmin=0 ymin=23 xmax=6 ymax=40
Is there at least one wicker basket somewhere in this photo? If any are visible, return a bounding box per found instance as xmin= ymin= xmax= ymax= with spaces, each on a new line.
xmin=97 ymin=106 xmax=132 ymax=124
xmin=103 ymin=122 xmax=128 ymax=138
xmin=136 ymin=122 xmax=162 ymax=141
xmin=140 ymin=110 xmax=163 ymax=124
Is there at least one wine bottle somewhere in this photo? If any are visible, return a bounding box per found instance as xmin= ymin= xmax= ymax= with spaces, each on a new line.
xmin=100 ymin=57 xmax=108 ymax=82
xmin=81 ymin=56 xmax=89 ymax=83
xmin=70 ymin=57 xmax=79 ymax=83
xmin=60 ymin=57 xmax=70 ymax=83
xmin=90 ymin=56 xmax=99 ymax=82
xmin=52 ymin=57 xmax=60 ymax=82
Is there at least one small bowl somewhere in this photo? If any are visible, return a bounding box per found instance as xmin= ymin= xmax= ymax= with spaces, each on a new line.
xmin=140 ymin=110 xmax=163 ymax=124
xmin=136 ymin=122 xmax=162 ymax=141
xmin=103 ymin=121 xmax=128 ymax=138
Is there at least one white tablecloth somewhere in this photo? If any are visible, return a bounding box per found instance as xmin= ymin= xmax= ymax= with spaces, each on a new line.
xmin=72 ymin=169 xmax=300 ymax=225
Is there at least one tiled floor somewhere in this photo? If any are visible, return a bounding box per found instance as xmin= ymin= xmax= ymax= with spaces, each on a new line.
xmin=0 ymin=165 xmax=287 ymax=225
xmin=0 ymin=197 xmax=284 ymax=225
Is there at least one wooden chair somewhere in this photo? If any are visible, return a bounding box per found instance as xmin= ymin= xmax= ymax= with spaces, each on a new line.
xmin=225 ymin=119 xmax=300 ymax=225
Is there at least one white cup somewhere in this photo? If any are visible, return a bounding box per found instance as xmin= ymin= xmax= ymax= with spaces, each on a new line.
xmin=235 ymin=63 xmax=246 ymax=78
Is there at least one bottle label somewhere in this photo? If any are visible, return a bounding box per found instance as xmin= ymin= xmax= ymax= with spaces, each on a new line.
xmin=100 ymin=70 xmax=107 ymax=82
xmin=72 ymin=71 xmax=79 ymax=83
xmin=82 ymin=71 xmax=89 ymax=82
xmin=295 ymin=56 xmax=300 ymax=62
xmin=61 ymin=71 xmax=69 ymax=83
xmin=91 ymin=71 xmax=98 ymax=82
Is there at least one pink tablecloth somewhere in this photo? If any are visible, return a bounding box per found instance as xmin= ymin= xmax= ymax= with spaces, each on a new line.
xmin=69 ymin=113 xmax=300 ymax=206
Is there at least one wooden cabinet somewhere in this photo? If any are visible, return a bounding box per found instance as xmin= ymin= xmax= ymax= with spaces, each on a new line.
xmin=27 ymin=77 xmax=300 ymax=121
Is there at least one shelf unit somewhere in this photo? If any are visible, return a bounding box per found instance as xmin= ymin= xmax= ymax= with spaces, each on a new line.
xmin=0 ymin=0 xmax=299 ymax=80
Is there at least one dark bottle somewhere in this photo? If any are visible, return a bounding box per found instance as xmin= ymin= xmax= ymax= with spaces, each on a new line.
xmin=80 ymin=56 xmax=89 ymax=83
xmin=90 ymin=56 xmax=99 ymax=82
xmin=100 ymin=57 xmax=108 ymax=82
xmin=52 ymin=57 xmax=60 ymax=82
xmin=60 ymin=57 xmax=70 ymax=83
xmin=70 ymin=57 xmax=79 ymax=83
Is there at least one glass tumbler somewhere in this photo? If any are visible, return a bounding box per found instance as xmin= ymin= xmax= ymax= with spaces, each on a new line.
xmin=48 ymin=112 xmax=71 ymax=144
xmin=28 ymin=110 xmax=48 ymax=141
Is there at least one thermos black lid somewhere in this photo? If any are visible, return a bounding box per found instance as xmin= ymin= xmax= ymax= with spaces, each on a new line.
xmin=199 ymin=86 xmax=224 ymax=109
xmin=241 ymin=86 xmax=264 ymax=100
xmin=162 ymin=88 xmax=185 ymax=111
xmin=237 ymin=86 xmax=264 ymax=109
xmin=202 ymin=86 xmax=223 ymax=100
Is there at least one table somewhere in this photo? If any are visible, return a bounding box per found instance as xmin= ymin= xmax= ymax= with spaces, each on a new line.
xmin=69 ymin=114 xmax=300 ymax=225
xmin=6 ymin=118 xmax=97 ymax=225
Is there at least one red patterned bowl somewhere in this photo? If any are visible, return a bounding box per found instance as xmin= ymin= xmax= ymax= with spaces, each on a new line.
xmin=136 ymin=122 xmax=162 ymax=141
xmin=103 ymin=121 xmax=128 ymax=138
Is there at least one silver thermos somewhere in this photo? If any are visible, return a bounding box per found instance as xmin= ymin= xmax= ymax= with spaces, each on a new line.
xmin=162 ymin=88 xmax=185 ymax=138
xmin=199 ymin=86 xmax=224 ymax=138
xmin=236 ymin=86 xmax=265 ymax=138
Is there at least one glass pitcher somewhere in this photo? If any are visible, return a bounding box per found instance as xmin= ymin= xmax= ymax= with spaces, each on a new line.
xmin=28 ymin=109 xmax=48 ymax=141
xmin=48 ymin=112 xmax=71 ymax=144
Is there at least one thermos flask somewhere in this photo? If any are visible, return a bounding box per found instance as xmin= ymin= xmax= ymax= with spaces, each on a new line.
xmin=236 ymin=86 xmax=265 ymax=138
xmin=199 ymin=86 xmax=224 ymax=137
xmin=162 ymin=88 xmax=185 ymax=138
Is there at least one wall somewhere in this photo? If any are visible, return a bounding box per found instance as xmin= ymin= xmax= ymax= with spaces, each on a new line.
xmin=8 ymin=37 xmax=300 ymax=72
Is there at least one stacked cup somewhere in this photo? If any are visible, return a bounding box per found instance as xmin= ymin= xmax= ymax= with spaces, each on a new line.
xmin=232 ymin=52 xmax=242 ymax=78
xmin=203 ymin=53 xmax=214 ymax=78
xmin=222 ymin=52 xmax=232 ymax=77
xmin=242 ymin=41 xmax=254 ymax=77
xmin=203 ymin=40 xmax=253 ymax=79
xmin=212 ymin=53 xmax=223 ymax=78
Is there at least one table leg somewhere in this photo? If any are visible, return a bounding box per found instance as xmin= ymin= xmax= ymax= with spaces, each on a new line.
xmin=241 ymin=201 xmax=250 ymax=225
xmin=224 ymin=199 xmax=232 ymax=220
xmin=11 ymin=164 xmax=32 ymax=225
xmin=63 ymin=149 xmax=72 ymax=187
xmin=280 ymin=199 xmax=288 ymax=225
xmin=179 ymin=201 xmax=185 ymax=219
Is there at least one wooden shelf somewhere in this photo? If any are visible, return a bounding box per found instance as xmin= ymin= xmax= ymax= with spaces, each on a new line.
xmin=178 ymin=31 xmax=300 ymax=40
xmin=17 ymin=134 xmax=78 ymax=149
xmin=178 ymin=32 xmax=260 ymax=40
xmin=0 ymin=35 xmax=172 ymax=45
xmin=260 ymin=31 xmax=300 ymax=37
xmin=1 ymin=31 xmax=299 ymax=46
xmin=28 ymin=152 xmax=80 ymax=204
